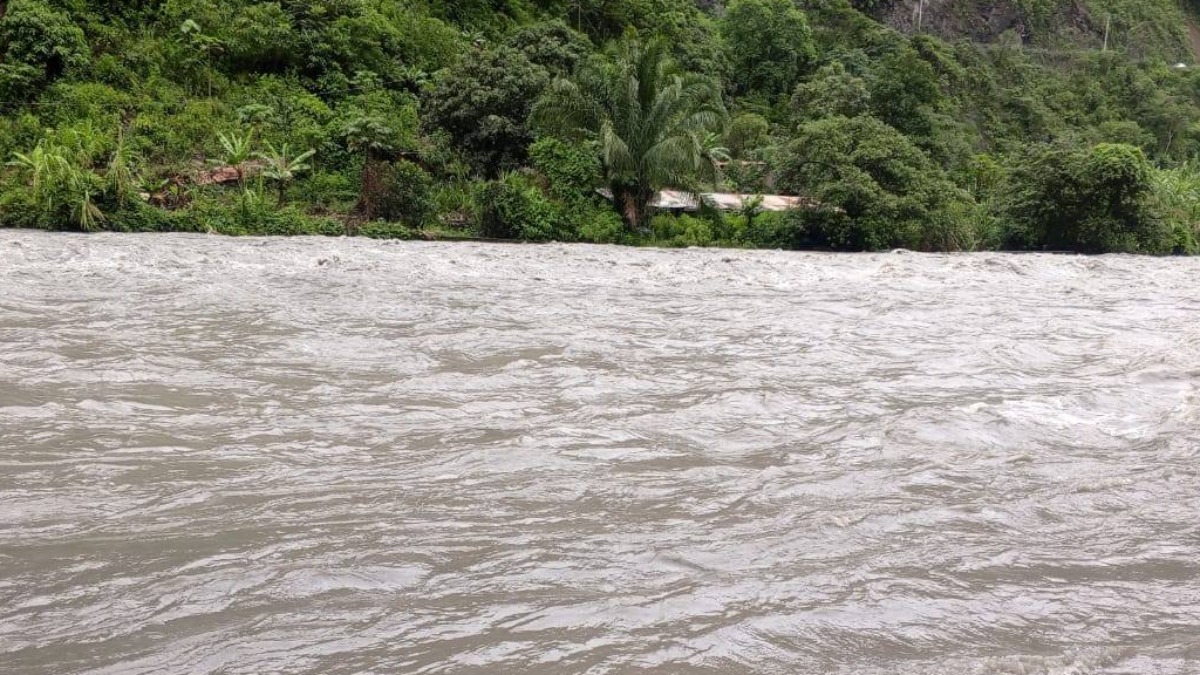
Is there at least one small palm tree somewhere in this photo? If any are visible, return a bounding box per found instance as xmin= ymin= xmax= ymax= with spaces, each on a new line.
xmin=255 ymin=141 xmax=316 ymax=203
xmin=216 ymin=130 xmax=255 ymax=187
xmin=696 ymin=131 xmax=732 ymax=190
xmin=533 ymin=37 xmax=727 ymax=230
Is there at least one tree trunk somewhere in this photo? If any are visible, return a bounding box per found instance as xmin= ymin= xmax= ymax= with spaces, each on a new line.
xmin=359 ymin=157 xmax=382 ymax=221
xmin=612 ymin=183 xmax=654 ymax=232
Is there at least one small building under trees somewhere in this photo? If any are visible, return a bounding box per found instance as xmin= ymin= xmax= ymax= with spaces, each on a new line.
xmin=597 ymin=189 xmax=823 ymax=214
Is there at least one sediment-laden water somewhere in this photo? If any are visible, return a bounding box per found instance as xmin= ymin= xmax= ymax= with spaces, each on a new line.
xmin=2 ymin=230 xmax=1199 ymax=674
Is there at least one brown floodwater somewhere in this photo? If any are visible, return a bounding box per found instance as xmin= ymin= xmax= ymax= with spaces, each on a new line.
xmin=1 ymin=231 xmax=1199 ymax=674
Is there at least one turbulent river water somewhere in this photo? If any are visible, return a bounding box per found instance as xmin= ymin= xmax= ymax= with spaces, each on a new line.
xmin=2 ymin=231 xmax=1200 ymax=675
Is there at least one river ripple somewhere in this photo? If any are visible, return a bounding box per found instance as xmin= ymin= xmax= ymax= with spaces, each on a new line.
xmin=1 ymin=231 xmax=1199 ymax=674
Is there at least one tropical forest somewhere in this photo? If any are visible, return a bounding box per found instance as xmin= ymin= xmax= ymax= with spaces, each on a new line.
xmin=4 ymin=0 xmax=1200 ymax=253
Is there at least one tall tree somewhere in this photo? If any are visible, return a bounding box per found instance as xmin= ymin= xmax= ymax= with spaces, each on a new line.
xmin=721 ymin=0 xmax=815 ymax=99
xmin=340 ymin=116 xmax=398 ymax=221
xmin=533 ymin=37 xmax=727 ymax=229
xmin=424 ymin=46 xmax=549 ymax=177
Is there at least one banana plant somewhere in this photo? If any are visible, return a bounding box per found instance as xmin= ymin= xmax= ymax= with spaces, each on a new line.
xmin=9 ymin=141 xmax=106 ymax=231
xmin=255 ymin=141 xmax=316 ymax=204
xmin=215 ymin=130 xmax=255 ymax=187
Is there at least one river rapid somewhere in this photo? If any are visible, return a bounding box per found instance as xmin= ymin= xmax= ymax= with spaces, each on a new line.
xmin=2 ymin=230 xmax=1199 ymax=674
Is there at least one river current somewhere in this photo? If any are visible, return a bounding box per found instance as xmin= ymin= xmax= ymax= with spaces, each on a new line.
xmin=1 ymin=230 xmax=1199 ymax=674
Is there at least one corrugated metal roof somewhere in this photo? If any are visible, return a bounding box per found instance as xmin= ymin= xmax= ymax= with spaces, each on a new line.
xmin=597 ymin=189 xmax=824 ymax=212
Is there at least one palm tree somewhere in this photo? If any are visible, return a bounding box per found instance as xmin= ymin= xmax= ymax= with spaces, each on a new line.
xmin=256 ymin=141 xmax=316 ymax=203
xmin=533 ymin=37 xmax=727 ymax=229
xmin=696 ymin=131 xmax=731 ymax=191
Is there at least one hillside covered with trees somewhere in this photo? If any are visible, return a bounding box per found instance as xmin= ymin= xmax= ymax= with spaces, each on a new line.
xmin=3 ymin=0 xmax=1200 ymax=252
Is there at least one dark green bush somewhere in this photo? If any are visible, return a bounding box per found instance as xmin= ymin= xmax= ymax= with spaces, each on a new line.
xmin=478 ymin=172 xmax=568 ymax=241
xmin=374 ymin=159 xmax=435 ymax=227
xmin=423 ymin=46 xmax=549 ymax=176
xmin=529 ymin=137 xmax=600 ymax=200
xmin=1001 ymin=143 xmax=1172 ymax=253
xmin=0 ymin=0 xmax=90 ymax=99
xmin=778 ymin=115 xmax=975 ymax=251
xmin=648 ymin=213 xmax=717 ymax=247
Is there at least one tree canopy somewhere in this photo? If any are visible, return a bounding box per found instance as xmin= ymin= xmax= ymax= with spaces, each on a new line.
xmin=0 ymin=0 xmax=1197 ymax=252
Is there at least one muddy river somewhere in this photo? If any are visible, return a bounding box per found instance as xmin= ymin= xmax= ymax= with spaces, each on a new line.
xmin=2 ymin=231 xmax=1199 ymax=674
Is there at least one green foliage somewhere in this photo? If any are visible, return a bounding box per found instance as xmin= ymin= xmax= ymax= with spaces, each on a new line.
xmin=1150 ymin=162 xmax=1200 ymax=254
xmin=224 ymin=2 xmax=297 ymax=72
xmin=721 ymin=0 xmax=816 ymax=99
xmin=648 ymin=212 xmax=716 ymax=247
xmin=215 ymin=129 xmax=255 ymax=184
xmin=779 ymin=115 xmax=974 ymax=251
xmin=256 ymin=141 xmax=316 ymax=203
xmin=374 ymin=159 xmax=435 ymax=226
xmin=424 ymin=46 xmax=549 ymax=176
xmin=0 ymin=0 xmax=90 ymax=100
xmin=576 ymin=207 xmax=626 ymax=243
xmin=793 ymin=61 xmax=870 ymax=121
xmin=729 ymin=210 xmax=794 ymax=248
xmin=725 ymin=112 xmax=770 ymax=159
xmin=0 ymin=0 xmax=1196 ymax=255
xmin=529 ymin=136 xmax=600 ymax=199
xmin=533 ymin=37 xmax=726 ymax=229
xmin=341 ymin=116 xmax=401 ymax=160
xmin=297 ymin=170 xmax=358 ymax=212
xmin=869 ymin=45 xmax=942 ymax=139
xmin=505 ymin=20 xmax=591 ymax=76
xmin=1002 ymin=143 xmax=1171 ymax=253
xmin=478 ymin=171 xmax=568 ymax=241
xmin=2 ymin=137 xmax=142 ymax=232
xmin=188 ymin=189 xmax=346 ymax=236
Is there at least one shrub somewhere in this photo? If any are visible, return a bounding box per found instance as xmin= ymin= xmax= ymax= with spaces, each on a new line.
xmin=358 ymin=221 xmax=418 ymax=239
xmin=477 ymin=172 xmax=567 ymax=241
xmin=1 ymin=140 xmax=110 ymax=231
xmin=38 ymin=82 xmax=131 ymax=130
xmin=577 ymin=208 xmax=627 ymax=244
xmin=648 ymin=213 xmax=717 ymax=247
xmin=778 ymin=115 xmax=975 ymax=251
xmin=189 ymin=191 xmax=344 ymax=236
xmin=295 ymin=170 xmax=358 ymax=212
xmin=1150 ymin=163 xmax=1200 ymax=255
xmin=430 ymin=181 xmax=479 ymax=232
xmin=529 ymin=137 xmax=600 ymax=200
xmin=1001 ymin=143 xmax=1172 ymax=253
xmin=734 ymin=210 xmax=797 ymax=248
xmin=374 ymin=159 xmax=434 ymax=227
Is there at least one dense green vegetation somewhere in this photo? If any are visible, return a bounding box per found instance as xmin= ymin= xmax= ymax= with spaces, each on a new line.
xmin=2 ymin=0 xmax=1200 ymax=252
